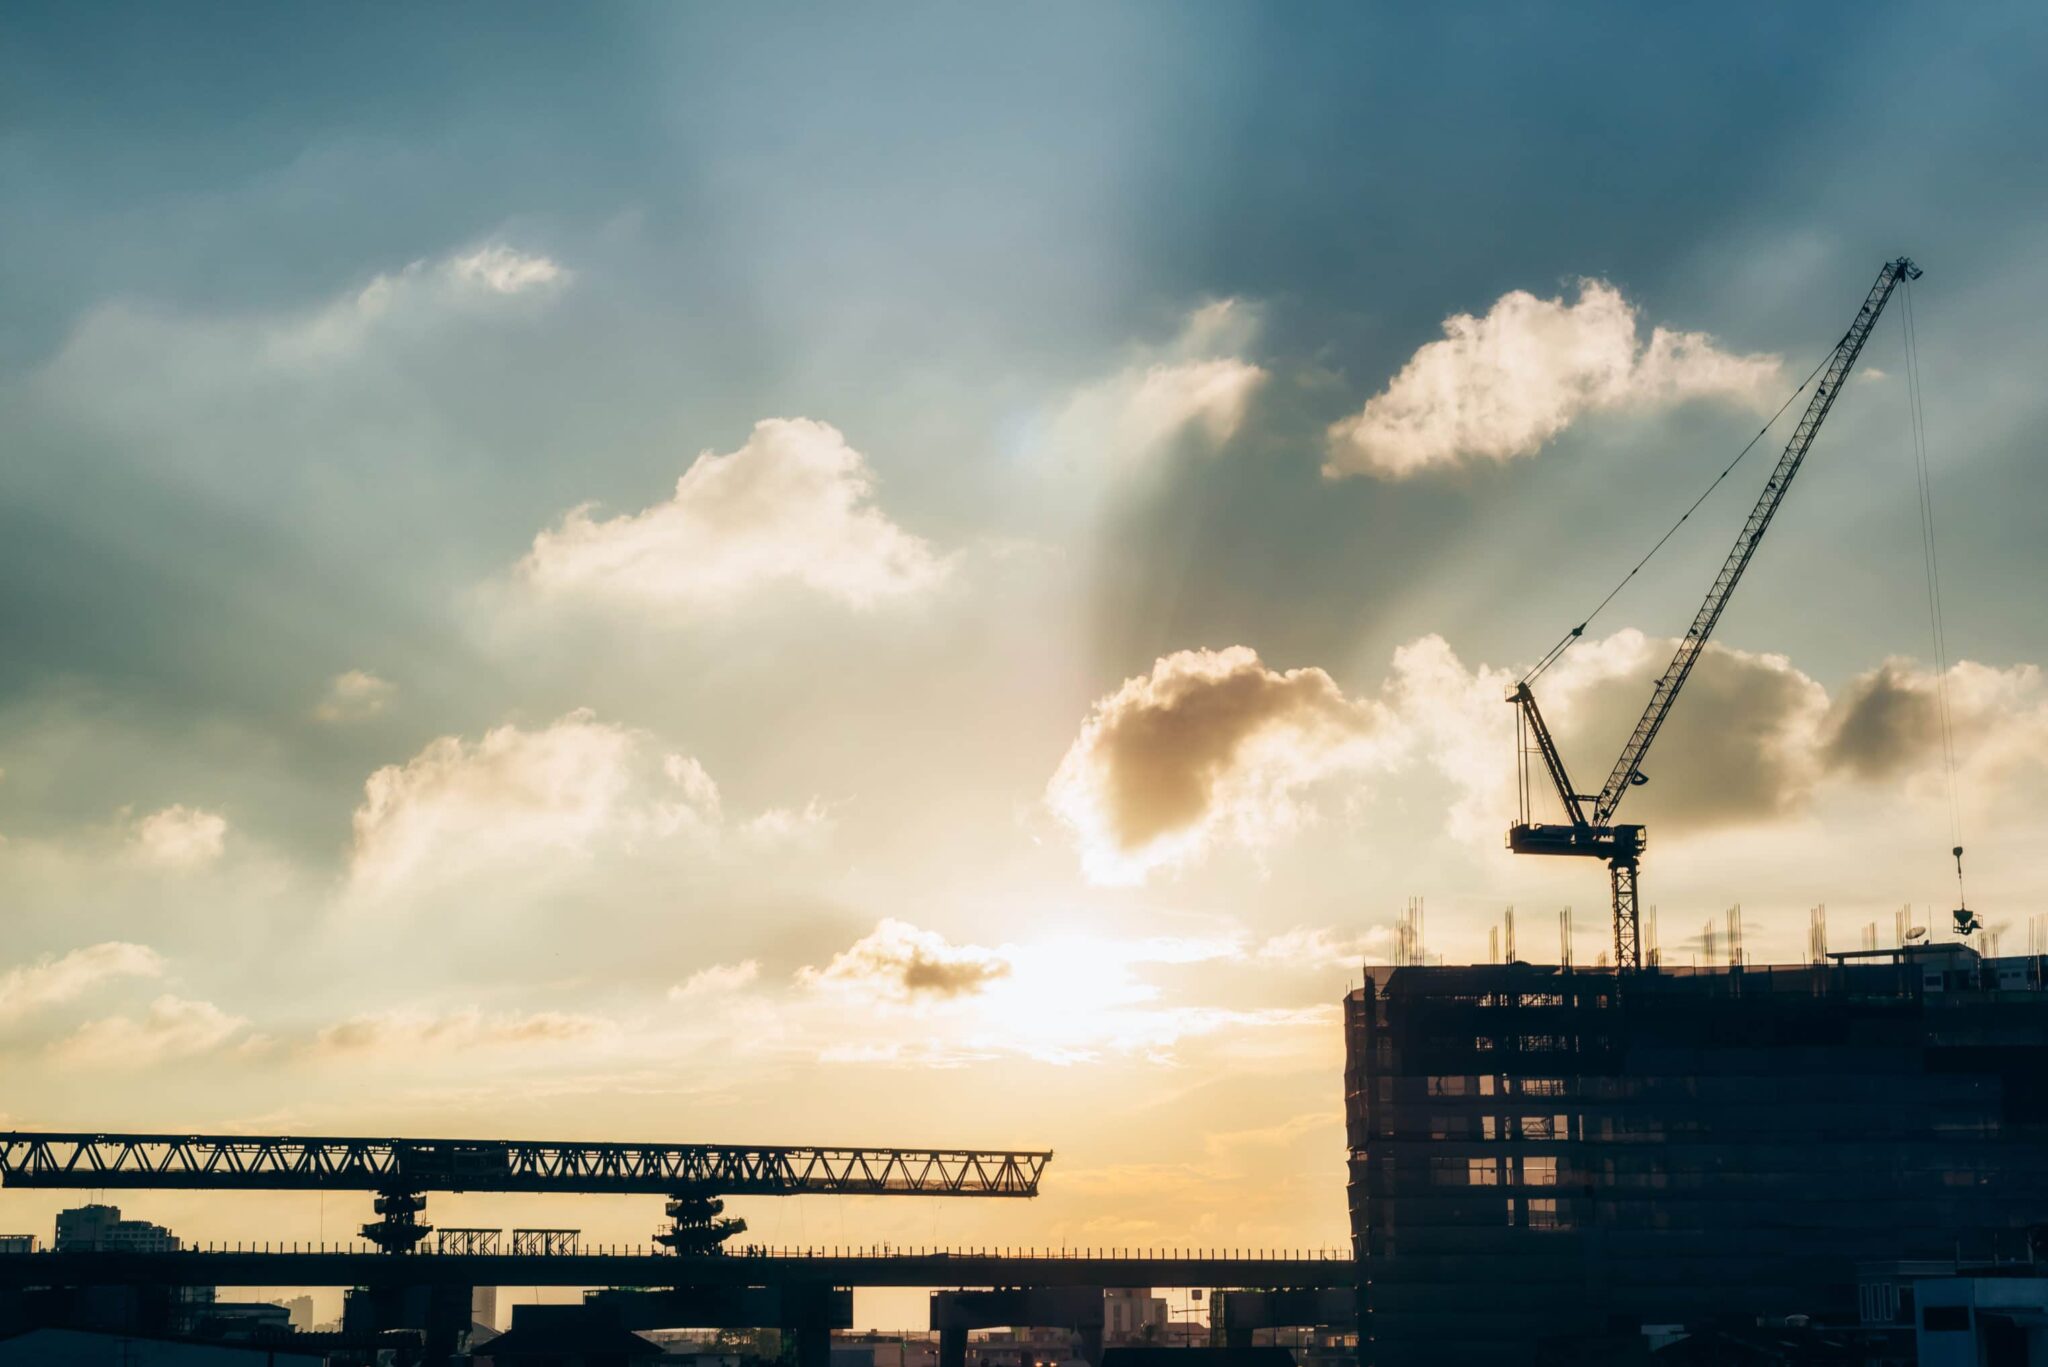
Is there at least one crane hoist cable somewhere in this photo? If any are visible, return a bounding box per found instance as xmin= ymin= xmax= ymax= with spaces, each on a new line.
xmin=1519 ymin=344 xmax=1839 ymax=687
xmin=1507 ymin=258 xmax=1919 ymax=972
xmin=1901 ymin=274 xmax=1971 ymax=921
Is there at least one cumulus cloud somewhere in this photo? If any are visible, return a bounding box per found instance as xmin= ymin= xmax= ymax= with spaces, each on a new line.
xmin=520 ymin=418 xmax=946 ymax=616
xmin=1326 ymin=279 xmax=1782 ymax=478
xmin=1373 ymin=632 xmax=2048 ymax=846
xmin=315 ymin=669 xmax=397 ymax=722
xmin=1376 ymin=630 xmax=1835 ymax=840
xmin=1823 ymin=658 xmax=2048 ymax=787
xmin=54 ymin=995 xmax=245 ymax=1068
xmin=312 ymin=1007 xmax=609 ymax=1057
xmin=346 ymin=709 xmax=821 ymax=903
xmin=0 ymin=943 xmax=163 ymax=1022
xmin=348 ymin=710 xmax=719 ymax=900
xmin=1255 ymin=926 xmax=1396 ymax=970
xmin=669 ymin=960 xmax=761 ymax=1000
xmin=799 ymin=919 xmax=1012 ymax=1001
xmin=1048 ymin=647 xmax=1390 ymax=884
xmin=445 ymin=243 xmax=568 ymax=295
xmin=1049 ymin=300 xmax=1268 ymax=470
xmin=1046 ymin=628 xmax=2048 ymax=883
xmin=132 ymin=805 xmax=228 ymax=869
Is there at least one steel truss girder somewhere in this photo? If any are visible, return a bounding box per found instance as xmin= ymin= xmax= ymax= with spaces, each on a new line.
xmin=0 ymin=1133 xmax=1050 ymax=1198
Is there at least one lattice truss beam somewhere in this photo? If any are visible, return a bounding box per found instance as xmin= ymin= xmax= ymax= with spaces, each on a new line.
xmin=0 ymin=1134 xmax=1050 ymax=1197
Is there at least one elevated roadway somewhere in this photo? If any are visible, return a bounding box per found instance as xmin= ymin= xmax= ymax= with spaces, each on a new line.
xmin=0 ymin=1247 xmax=1353 ymax=1290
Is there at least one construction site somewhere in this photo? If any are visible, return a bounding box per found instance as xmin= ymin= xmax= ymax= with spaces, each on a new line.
xmin=1337 ymin=253 xmax=2048 ymax=1365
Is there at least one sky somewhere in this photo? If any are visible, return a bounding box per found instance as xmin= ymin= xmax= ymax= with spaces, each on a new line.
xmin=4 ymin=0 xmax=2048 ymax=1326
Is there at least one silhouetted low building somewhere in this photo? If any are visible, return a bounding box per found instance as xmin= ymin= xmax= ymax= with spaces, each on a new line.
xmin=1344 ymin=948 xmax=2048 ymax=1364
xmin=1099 ymin=1348 xmax=1294 ymax=1367
xmin=0 ymin=1327 xmax=325 ymax=1365
xmin=477 ymin=1303 xmax=663 ymax=1366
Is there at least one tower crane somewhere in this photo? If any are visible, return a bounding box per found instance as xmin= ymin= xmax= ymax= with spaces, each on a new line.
xmin=1507 ymin=257 xmax=1920 ymax=971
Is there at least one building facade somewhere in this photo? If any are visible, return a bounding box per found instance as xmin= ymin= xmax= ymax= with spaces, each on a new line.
xmin=1344 ymin=948 xmax=2048 ymax=1364
xmin=52 ymin=1204 xmax=182 ymax=1253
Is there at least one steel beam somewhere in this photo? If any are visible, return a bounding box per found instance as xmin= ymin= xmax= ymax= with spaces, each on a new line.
xmin=0 ymin=1133 xmax=1049 ymax=1197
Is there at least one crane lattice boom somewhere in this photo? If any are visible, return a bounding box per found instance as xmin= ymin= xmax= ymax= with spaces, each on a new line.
xmin=1509 ymin=257 xmax=1919 ymax=970
xmin=1590 ymin=258 xmax=1919 ymax=825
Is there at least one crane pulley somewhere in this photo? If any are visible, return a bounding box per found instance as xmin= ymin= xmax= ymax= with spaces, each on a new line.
xmin=1508 ymin=257 xmax=1921 ymax=971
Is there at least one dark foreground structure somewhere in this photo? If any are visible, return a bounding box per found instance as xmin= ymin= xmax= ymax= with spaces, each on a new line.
xmin=1343 ymin=945 xmax=2048 ymax=1365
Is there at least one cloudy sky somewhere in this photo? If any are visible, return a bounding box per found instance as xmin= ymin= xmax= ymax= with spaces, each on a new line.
xmin=4 ymin=0 xmax=2047 ymax=1317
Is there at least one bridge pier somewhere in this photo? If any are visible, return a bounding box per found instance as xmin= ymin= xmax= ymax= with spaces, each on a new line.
xmin=342 ymin=1280 xmax=474 ymax=1366
xmin=793 ymin=1318 xmax=833 ymax=1367
xmin=933 ymin=1287 xmax=1105 ymax=1366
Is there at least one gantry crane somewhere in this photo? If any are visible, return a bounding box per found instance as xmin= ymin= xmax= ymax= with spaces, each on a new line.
xmin=1507 ymin=258 xmax=1920 ymax=971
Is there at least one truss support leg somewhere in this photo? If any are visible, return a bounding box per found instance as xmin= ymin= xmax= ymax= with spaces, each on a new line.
xmin=361 ymin=1188 xmax=432 ymax=1255
xmin=1611 ymin=860 xmax=1641 ymax=973
xmin=655 ymin=1185 xmax=747 ymax=1256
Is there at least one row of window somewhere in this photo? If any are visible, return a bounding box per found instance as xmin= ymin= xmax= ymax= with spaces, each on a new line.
xmin=1423 ymin=1075 xmax=1570 ymax=1097
xmin=1428 ymin=1156 xmax=1561 ymax=1187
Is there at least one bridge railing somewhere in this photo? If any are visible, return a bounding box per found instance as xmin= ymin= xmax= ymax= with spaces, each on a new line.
xmin=0 ymin=1242 xmax=1350 ymax=1261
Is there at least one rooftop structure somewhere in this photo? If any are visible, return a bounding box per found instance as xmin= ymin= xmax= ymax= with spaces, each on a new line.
xmin=1343 ymin=947 xmax=2048 ymax=1365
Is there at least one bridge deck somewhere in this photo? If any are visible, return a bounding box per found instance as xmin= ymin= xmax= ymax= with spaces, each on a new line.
xmin=0 ymin=1250 xmax=1354 ymax=1290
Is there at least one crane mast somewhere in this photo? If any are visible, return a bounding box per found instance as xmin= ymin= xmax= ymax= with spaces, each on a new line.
xmin=1508 ymin=257 xmax=1920 ymax=971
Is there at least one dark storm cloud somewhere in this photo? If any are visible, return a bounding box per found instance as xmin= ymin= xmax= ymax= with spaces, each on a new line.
xmin=1822 ymin=663 xmax=1944 ymax=780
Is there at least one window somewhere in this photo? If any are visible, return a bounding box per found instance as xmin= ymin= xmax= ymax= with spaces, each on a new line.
xmin=1526 ymin=1198 xmax=1561 ymax=1229
xmin=1520 ymin=1156 xmax=1559 ymax=1186
xmin=1519 ymin=1078 xmax=1567 ymax=1097
xmin=1427 ymin=1075 xmax=1468 ymax=1097
xmin=1923 ymin=1305 xmax=1970 ymax=1332
xmin=1467 ymin=1158 xmax=1500 ymax=1186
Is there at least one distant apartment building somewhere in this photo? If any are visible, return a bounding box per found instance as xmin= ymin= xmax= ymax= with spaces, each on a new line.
xmin=969 ymin=1325 xmax=1080 ymax=1367
xmin=53 ymin=1203 xmax=183 ymax=1253
xmin=1344 ymin=946 xmax=2048 ymax=1365
xmin=272 ymin=1294 xmax=315 ymax=1331
xmin=1102 ymin=1290 xmax=1168 ymax=1344
xmin=0 ymin=1236 xmax=34 ymax=1254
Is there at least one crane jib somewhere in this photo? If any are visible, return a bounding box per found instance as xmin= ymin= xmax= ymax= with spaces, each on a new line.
xmin=1507 ymin=257 xmax=1919 ymax=973
xmin=1590 ymin=258 xmax=1917 ymax=826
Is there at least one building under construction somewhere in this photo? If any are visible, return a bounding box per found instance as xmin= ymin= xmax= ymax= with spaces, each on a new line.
xmin=1342 ymin=945 xmax=2048 ymax=1364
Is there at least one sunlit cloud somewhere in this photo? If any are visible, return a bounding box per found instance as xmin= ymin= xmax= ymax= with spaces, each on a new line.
xmin=669 ymin=960 xmax=762 ymax=1000
xmin=520 ymin=418 xmax=947 ymax=617
xmin=314 ymin=669 xmax=397 ymax=723
xmin=1326 ymin=279 xmax=1782 ymax=478
xmin=38 ymin=240 xmax=571 ymax=409
xmin=0 ymin=943 xmax=163 ymax=1022
xmin=1048 ymin=299 xmax=1268 ymax=471
xmin=345 ymin=709 xmax=826 ymax=906
xmin=799 ymin=919 xmax=1012 ymax=1001
xmin=54 ymin=995 xmax=246 ymax=1069
xmin=1048 ymin=646 xmax=1391 ymax=884
xmin=312 ymin=1007 xmax=612 ymax=1058
xmin=445 ymin=243 xmax=568 ymax=295
xmin=1048 ymin=629 xmax=2048 ymax=886
xmin=132 ymin=804 xmax=228 ymax=870
xmin=1361 ymin=631 xmax=2048 ymax=848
